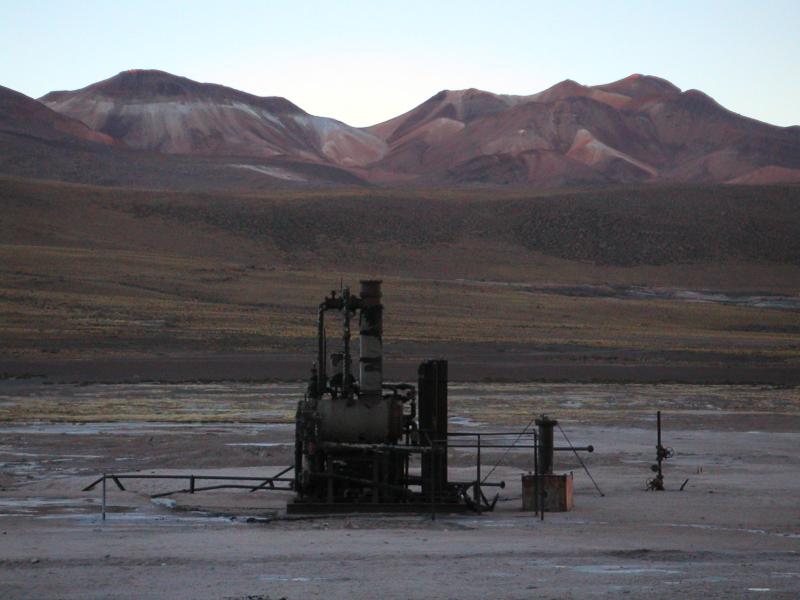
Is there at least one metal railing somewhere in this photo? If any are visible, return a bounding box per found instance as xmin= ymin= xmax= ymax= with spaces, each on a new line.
xmin=83 ymin=467 xmax=294 ymax=521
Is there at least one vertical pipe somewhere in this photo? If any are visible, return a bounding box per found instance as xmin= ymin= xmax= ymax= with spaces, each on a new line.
xmin=532 ymin=431 xmax=543 ymax=516
xmin=474 ymin=434 xmax=481 ymax=511
xmin=540 ymin=492 xmax=544 ymax=520
xmin=431 ymin=440 xmax=437 ymax=522
xmin=657 ymin=411 xmax=662 ymax=445
xmin=536 ymin=416 xmax=557 ymax=475
xmin=101 ymin=474 xmax=107 ymax=522
xmin=539 ymin=472 xmax=545 ymax=522
xmin=419 ymin=360 xmax=448 ymax=496
xmin=342 ymin=288 xmax=351 ymax=399
xmin=657 ymin=410 xmax=663 ymax=485
xmin=358 ymin=280 xmax=383 ymax=399
xmin=317 ymin=304 xmax=326 ymax=397
xmin=535 ymin=417 xmax=557 ymax=519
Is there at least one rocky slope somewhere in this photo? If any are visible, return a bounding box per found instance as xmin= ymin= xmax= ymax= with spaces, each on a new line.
xmin=2 ymin=70 xmax=797 ymax=188
xmin=364 ymin=75 xmax=800 ymax=185
xmin=40 ymin=70 xmax=386 ymax=168
xmin=0 ymin=85 xmax=117 ymax=146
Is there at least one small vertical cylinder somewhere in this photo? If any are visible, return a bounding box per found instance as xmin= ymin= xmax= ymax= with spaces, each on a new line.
xmin=419 ymin=359 xmax=448 ymax=495
xmin=101 ymin=474 xmax=107 ymax=521
xmin=657 ymin=411 xmax=662 ymax=446
xmin=358 ymin=280 xmax=383 ymax=398
xmin=536 ymin=416 xmax=557 ymax=475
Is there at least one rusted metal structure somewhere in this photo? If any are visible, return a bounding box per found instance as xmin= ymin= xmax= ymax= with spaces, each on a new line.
xmin=84 ymin=281 xmax=598 ymax=518
xmin=647 ymin=410 xmax=675 ymax=491
xmin=290 ymin=281 xmax=600 ymax=514
xmin=522 ymin=416 xmax=574 ymax=513
xmin=520 ymin=416 xmax=597 ymax=514
xmin=291 ymin=280 xmax=493 ymax=513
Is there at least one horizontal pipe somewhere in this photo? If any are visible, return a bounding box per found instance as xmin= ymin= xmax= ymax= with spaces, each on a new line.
xmin=320 ymin=442 xmax=433 ymax=453
xmin=450 ymin=444 xmax=592 ymax=451
xmin=448 ymin=444 xmax=537 ymax=449
xmin=151 ymin=484 xmax=293 ymax=498
xmin=462 ymin=480 xmax=505 ymax=489
xmin=191 ymin=484 xmax=293 ymax=492
xmin=445 ymin=432 xmax=537 ymax=437
xmin=83 ymin=473 xmax=293 ymax=491
xmin=555 ymin=445 xmax=594 ymax=452
xmin=94 ymin=474 xmax=293 ymax=481
xmin=399 ymin=476 xmax=505 ymax=489
xmin=320 ymin=442 xmax=591 ymax=452
xmin=168 ymin=484 xmax=292 ymax=495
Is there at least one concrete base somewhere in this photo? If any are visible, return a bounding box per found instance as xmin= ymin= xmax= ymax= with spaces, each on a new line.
xmin=521 ymin=473 xmax=574 ymax=512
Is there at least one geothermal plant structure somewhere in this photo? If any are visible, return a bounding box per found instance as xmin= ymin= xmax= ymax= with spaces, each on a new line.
xmin=292 ymin=280 xmax=492 ymax=513
xmin=83 ymin=280 xmax=592 ymax=517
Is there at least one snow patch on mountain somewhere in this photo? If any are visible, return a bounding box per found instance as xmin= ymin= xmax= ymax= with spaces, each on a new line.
xmin=567 ymin=129 xmax=658 ymax=176
xmin=228 ymin=164 xmax=307 ymax=181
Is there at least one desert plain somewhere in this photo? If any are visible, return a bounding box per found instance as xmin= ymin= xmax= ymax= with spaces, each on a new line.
xmin=1 ymin=177 xmax=799 ymax=599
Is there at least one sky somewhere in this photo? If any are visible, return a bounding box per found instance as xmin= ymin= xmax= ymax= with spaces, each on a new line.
xmin=1 ymin=1 xmax=798 ymax=127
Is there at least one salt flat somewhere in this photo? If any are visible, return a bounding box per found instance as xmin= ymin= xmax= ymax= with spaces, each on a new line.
xmin=1 ymin=382 xmax=798 ymax=599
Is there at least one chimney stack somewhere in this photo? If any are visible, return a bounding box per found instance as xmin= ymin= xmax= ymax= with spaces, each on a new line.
xmin=358 ymin=280 xmax=383 ymax=399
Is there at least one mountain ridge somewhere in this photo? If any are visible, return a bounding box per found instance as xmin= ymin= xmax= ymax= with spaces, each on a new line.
xmin=39 ymin=69 xmax=387 ymax=168
xmin=0 ymin=84 xmax=118 ymax=147
xmin=1 ymin=69 xmax=797 ymax=188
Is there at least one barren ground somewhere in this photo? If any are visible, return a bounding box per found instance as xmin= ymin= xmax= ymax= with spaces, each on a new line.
xmin=2 ymin=178 xmax=799 ymax=597
xmin=2 ymin=177 xmax=800 ymax=386
xmin=1 ymin=381 xmax=798 ymax=599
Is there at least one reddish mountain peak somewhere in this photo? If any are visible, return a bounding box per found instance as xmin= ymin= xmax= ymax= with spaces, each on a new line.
xmin=595 ymin=74 xmax=680 ymax=98
xmin=550 ymin=79 xmax=584 ymax=92
xmin=370 ymin=87 xmax=512 ymax=143
xmin=42 ymin=69 xmax=202 ymax=101
xmin=432 ymin=87 xmax=502 ymax=103
xmin=441 ymin=88 xmax=511 ymax=121
xmin=525 ymin=79 xmax=636 ymax=110
xmin=94 ymin=69 xmax=195 ymax=96
xmin=40 ymin=69 xmax=306 ymax=115
xmin=38 ymin=70 xmax=386 ymax=168
xmin=454 ymin=87 xmax=498 ymax=98
xmin=530 ymin=79 xmax=587 ymax=103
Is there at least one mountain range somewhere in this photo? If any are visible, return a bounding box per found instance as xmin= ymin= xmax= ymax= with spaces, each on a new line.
xmin=2 ymin=69 xmax=799 ymax=189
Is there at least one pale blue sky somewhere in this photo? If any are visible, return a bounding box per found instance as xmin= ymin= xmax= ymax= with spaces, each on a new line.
xmin=1 ymin=1 xmax=798 ymax=127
